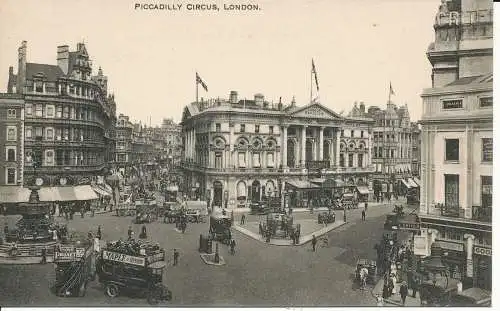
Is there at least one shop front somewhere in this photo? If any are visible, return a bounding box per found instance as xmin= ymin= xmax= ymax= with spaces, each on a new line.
xmin=473 ymin=245 xmax=492 ymax=290
xmin=434 ymin=240 xmax=466 ymax=282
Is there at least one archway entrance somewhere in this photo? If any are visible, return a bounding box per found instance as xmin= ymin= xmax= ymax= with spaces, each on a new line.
xmin=251 ymin=180 xmax=261 ymax=203
xmin=287 ymin=139 xmax=295 ymax=168
xmin=213 ymin=181 xmax=223 ymax=207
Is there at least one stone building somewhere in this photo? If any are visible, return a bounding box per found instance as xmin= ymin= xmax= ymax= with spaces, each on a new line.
xmin=115 ymin=113 xmax=134 ymax=174
xmin=181 ymin=91 xmax=375 ymax=208
xmin=5 ymin=41 xmax=117 ymax=187
xmin=146 ymin=118 xmax=182 ymax=168
xmin=348 ymin=101 xmax=419 ymax=198
xmin=416 ymin=0 xmax=492 ymax=291
xmin=0 ymin=94 xmax=24 ymax=186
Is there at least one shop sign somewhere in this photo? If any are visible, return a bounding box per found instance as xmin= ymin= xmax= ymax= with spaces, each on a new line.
xmin=474 ymin=246 xmax=492 ymax=257
xmin=398 ymin=222 xmax=420 ymax=231
xmin=102 ymin=250 xmax=145 ymax=266
xmin=147 ymin=252 xmax=164 ymax=264
xmin=437 ymin=240 xmax=464 ymax=252
xmin=413 ymin=235 xmax=428 ymax=256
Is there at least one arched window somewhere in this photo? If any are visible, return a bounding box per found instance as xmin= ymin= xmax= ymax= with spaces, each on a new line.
xmin=237 ymin=181 xmax=247 ymax=199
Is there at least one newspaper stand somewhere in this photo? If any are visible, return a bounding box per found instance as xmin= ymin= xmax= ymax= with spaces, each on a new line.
xmin=96 ymin=240 xmax=172 ymax=305
xmin=53 ymin=237 xmax=95 ymax=297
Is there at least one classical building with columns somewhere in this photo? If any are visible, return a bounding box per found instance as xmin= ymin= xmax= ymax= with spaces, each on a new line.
xmin=415 ymin=0 xmax=492 ymax=291
xmin=180 ymin=91 xmax=375 ymax=209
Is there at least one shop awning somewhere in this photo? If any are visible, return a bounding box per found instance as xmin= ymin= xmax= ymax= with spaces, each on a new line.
xmin=92 ymin=184 xmax=112 ymax=197
xmin=412 ymin=177 xmax=421 ymax=187
xmin=400 ymin=179 xmax=411 ymax=189
xmin=407 ymin=179 xmax=418 ymax=188
xmin=0 ymin=186 xmax=30 ymax=203
xmin=75 ymin=185 xmax=99 ymax=201
xmin=286 ymin=180 xmax=319 ymax=190
xmin=356 ymin=186 xmax=370 ymax=195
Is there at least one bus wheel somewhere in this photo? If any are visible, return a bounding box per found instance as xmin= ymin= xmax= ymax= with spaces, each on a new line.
xmin=105 ymin=283 xmax=119 ymax=298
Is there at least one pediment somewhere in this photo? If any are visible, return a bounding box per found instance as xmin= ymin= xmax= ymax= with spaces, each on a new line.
xmin=290 ymin=103 xmax=343 ymax=120
xmin=182 ymin=107 xmax=192 ymax=122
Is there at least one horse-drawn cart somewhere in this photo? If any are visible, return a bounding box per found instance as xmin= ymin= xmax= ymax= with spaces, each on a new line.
xmin=355 ymin=259 xmax=377 ymax=288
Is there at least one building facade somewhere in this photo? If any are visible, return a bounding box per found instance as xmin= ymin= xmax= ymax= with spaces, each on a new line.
xmin=0 ymin=94 xmax=24 ymax=186
xmin=181 ymin=92 xmax=375 ymax=209
xmin=6 ymin=41 xmax=117 ymax=186
xmin=115 ymin=113 xmax=134 ymax=172
xmin=145 ymin=118 xmax=182 ymax=169
xmin=349 ymin=101 xmax=419 ymax=197
xmin=411 ymin=122 xmax=421 ymax=177
xmin=416 ymin=0 xmax=492 ymax=290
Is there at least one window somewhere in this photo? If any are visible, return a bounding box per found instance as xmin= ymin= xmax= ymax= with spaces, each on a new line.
xmin=482 ymin=138 xmax=493 ymax=162
xmin=25 ymin=104 xmax=32 ymax=116
xmin=340 ymin=153 xmax=345 ymax=167
xmin=479 ymin=97 xmax=493 ymax=108
xmin=35 ymin=82 xmax=43 ymax=93
xmin=390 ymin=149 xmax=395 ymax=158
xmin=63 ymin=106 xmax=69 ymax=119
xmin=215 ymin=152 xmax=222 ymax=168
xmin=445 ymin=139 xmax=459 ymax=161
xmin=6 ymin=126 xmax=16 ymax=141
xmin=240 ymin=124 xmax=245 ymax=133
xmin=361 ymin=130 xmax=364 ymax=138
xmin=56 ymin=150 xmax=63 ymax=166
xmin=253 ymin=153 xmax=261 ymax=167
xmin=255 ymin=125 xmax=260 ymax=133
xmin=7 ymin=109 xmax=16 ymax=119
xmin=267 ymin=153 xmax=274 ymax=167
xmin=6 ymin=147 xmax=16 ymax=162
xmin=357 ymin=154 xmax=363 ymax=167
xmin=215 ymin=123 xmax=221 ymax=132
xmin=444 ymin=174 xmax=459 ymax=208
xmin=25 ymin=127 xmax=32 ymax=139
xmin=348 ymin=154 xmax=354 ymax=167
xmin=269 ymin=126 xmax=274 ymax=134
xmin=351 ymin=130 xmax=354 ymax=137
xmin=238 ymin=152 xmax=246 ymax=168
xmin=35 ymin=127 xmax=43 ymax=139
xmin=45 ymin=150 xmax=54 ymax=165
xmin=341 ymin=130 xmax=344 ymax=137
xmin=56 ymin=106 xmax=62 ymax=118
xmin=46 ymin=105 xmax=54 ymax=118
xmin=35 ymin=104 xmax=43 ymax=117
xmin=443 ymin=99 xmax=463 ymax=109
xmin=46 ymin=128 xmax=54 ymax=140
xmin=6 ymin=168 xmax=16 ymax=185
xmin=481 ymin=176 xmax=492 ymax=208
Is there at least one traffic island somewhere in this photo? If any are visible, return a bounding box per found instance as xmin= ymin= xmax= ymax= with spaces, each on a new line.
xmin=233 ymin=214 xmax=347 ymax=246
xmin=200 ymin=253 xmax=226 ymax=266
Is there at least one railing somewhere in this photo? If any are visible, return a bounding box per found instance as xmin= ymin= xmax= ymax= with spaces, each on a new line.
xmin=472 ymin=206 xmax=492 ymax=223
xmin=24 ymin=164 xmax=106 ymax=173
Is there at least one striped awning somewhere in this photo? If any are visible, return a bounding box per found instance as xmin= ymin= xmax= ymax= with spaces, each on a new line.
xmin=400 ymin=179 xmax=411 ymax=189
xmin=407 ymin=179 xmax=418 ymax=188
xmin=286 ymin=180 xmax=319 ymax=190
xmin=0 ymin=186 xmax=30 ymax=203
xmin=412 ymin=177 xmax=421 ymax=187
xmin=92 ymin=184 xmax=112 ymax=197
xmin=356 ymin=186 xmax=370 ymax=195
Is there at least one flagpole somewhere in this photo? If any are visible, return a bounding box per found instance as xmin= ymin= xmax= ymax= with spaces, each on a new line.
xmin=310 ymin=68 xmax=313 ymax=104
xmin=196 ymin=73 xmax=199 ymax=104
xmin=388 ymin=82 xmax=392 ymax=104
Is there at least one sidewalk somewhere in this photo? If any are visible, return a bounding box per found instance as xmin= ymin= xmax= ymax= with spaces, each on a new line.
xmin=371 ymin=276 xmax=421 ymax=307
xmin=0 ymin=255 xmax=54 ymax=265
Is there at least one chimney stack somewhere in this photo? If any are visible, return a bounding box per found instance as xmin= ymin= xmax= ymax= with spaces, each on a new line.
xmin=229 ymin=91 xmax=238 ymax=104
xmin=291 ymin=96 xmax=296 ymax=107
xmin=57 ymin=45 xmax=70 ymax=75
xmin=254 ymin=93 xmax=264 ymax=107
xmin=359 ymin=101 xmax=365 ymax=113
xmin=17 ymin=41 xmax=27 ymax=94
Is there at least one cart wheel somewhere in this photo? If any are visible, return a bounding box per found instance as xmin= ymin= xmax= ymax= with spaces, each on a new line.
xmin=105 ymin=283 xmax=119 ymax=298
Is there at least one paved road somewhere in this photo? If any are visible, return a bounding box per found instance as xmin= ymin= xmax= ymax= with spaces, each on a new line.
xmin=0 ymin=201 xmax=405 ymax=307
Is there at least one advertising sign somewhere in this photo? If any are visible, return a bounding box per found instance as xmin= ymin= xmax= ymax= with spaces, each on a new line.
xmin=102 ymin=250 xmax=145 ymax=266
xmin=147 ymin=252 xmax=164 ymax=264
xmin=413 ymin=235 xmax=428 ymax=256
xmin=474 ymin=246 xmax=492 ymax=257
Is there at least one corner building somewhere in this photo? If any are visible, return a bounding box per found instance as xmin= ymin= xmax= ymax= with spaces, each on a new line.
xmin=417 ymin=0 xmax=492 ymax=290
xmin=6 ymin=41 xmax=117 ymax=186
xmin=181 ymin=92 xmax=375 ymax=209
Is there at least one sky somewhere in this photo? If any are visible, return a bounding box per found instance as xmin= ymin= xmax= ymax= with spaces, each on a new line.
xmin=0 ymin=0 xmax=439 ymax=125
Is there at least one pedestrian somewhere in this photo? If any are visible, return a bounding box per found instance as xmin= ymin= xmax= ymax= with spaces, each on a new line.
xmin=400 ymin=281 xmax=408 ymax=305
xmin=361 ymin=210 xmax=366 ymax=221
xmin=364 ymin=202 xmax=368 ymax=211
xmin=230 ymin=239 xmax=236 ymax=255
xmin=311 ymin=235 xmax=317 ymax=252
xmin=128 ymin=226 xmax=134 ymax=240
xmin=173 ymin=249 xmax=179 ymax=266
xmin=412 ymin=275 xmax=420 ymax=298
xmin=240 ymin=214 xmax=246 ymax=225
xmin=97 ymin=225 xmax=102 ymax=240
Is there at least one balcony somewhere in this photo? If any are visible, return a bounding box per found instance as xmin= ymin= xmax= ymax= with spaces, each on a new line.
xmin=472 ymin=206 xmax=492 ymax=223
xmin=25 ymin=139 xmax=106 ymax=148
xmin=433 ymin=204 xmax=492 ymax=224
xmin=24 ymin=163 xmax=106 ymax=173
xmin=25 ymin=117 xmax=105 ymax=129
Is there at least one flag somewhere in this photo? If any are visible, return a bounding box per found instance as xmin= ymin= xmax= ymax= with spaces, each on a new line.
xmin=312 ymin=59 xmax=319 ymax=91
xmin=196 ymin=72 xmax=208 ymax=92
xmin=389 ymin=82 xmax=395 ymax=96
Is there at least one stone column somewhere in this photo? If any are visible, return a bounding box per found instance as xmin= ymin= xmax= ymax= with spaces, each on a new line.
xmin=319 ymin=127 xmax=324 ymax=161
xmin=229 ymin=124 xmax=234 ymax=168
xmin=335 ymin=129 xmax=341 ymax=167
xmin=464 ymin=233 xmax=475 ymax=278
xmin=282 ymin=125 xmax=288 ymax=167
xmin=301 ymin=126 xmax=307 ymax=167
xmin=464 ymin=124 xmax=473 ymax=218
